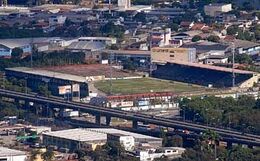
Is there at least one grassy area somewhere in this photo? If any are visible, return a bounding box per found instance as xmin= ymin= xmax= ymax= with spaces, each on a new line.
xmin=94 ymin=78 xmax=206 ymax=95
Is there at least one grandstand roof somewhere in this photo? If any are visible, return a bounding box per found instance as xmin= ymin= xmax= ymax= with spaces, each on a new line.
xmin=168 ymin=61 xmax=255 ymax=75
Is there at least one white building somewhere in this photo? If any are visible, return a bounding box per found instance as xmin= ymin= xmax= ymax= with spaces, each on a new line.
xmin=118 ymin=0 xmax=131 ymax=9
xmin=204 ymin=55 xmax=228 ymax=64
xmin=0 ymin=147 xmax=27 ymax=161
xmin=78 ymin=37 xmax=117 ymax=46
xmin=137 ymin=147 xmax=186 ymax=161
xmin=49 ymin=15 xmax=67 ymax=26
xmin=151 ymin=28 xmax=171 ymax=47
xmin=107 ymin=133 xmax=135 ymax=151
xmin=204 ymin=3 xmax=232 ymax=17
xmin=42 ymin=128 xmax=162 ymax=152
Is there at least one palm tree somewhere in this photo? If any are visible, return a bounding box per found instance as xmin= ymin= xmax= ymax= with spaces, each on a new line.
xmin=41 ymin=149 xmax=55 ymax=161
xmin=30 ymin=149 xmax=41 ymax=161
xmin=202 ymin=129 xmax=220 ymax=160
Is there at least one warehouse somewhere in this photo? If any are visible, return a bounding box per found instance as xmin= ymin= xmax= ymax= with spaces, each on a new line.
xmin=42 ymin=128 xmax=162 ymax=152
xmin=0 ymin=147 xmax=27 ymax=161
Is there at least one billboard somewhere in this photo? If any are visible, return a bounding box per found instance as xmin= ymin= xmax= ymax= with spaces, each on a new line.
xmin=72 ymin=84 xmax=80 ymax=92
xmin=58 ymin=85 xmax=71 ymax=95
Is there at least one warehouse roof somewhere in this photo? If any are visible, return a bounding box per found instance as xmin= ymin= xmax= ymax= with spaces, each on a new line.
xmin=169 ymin=61 xmax=255 ymax=74
xmin=0 ymin=147 xmax=26 ymax=156
xmin=67 ymin=41 xmax=106 ymax=51
xmin=0 ymin=37 xmax=62 ymax=49
xmin=6 ymin=67 xmax=87 ymax=83
xmin=43 ymin=128 xmax=161 ymax=142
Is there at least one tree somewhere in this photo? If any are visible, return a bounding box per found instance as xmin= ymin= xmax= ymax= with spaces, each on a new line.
xmin=11 ymin=47 xmax=23 ymax=60
xmin=168 ymin=23 xmax=179 ymax=32
xmin=37 ymin=84 xmax=51 ymax=97
xmin=192 ymin=35 xmax=202 ymax=42
xmin=231 ymin=53 xmax=252 ymax=64
xmin=134 ymin=12 xmax=146 ymax=23
xmin=167 ymin=135 xmax=183 ymax=147
xmin=30 ymin=149 xmax=41 ymax=161
xmin=207 ymin=35 xmax=220 ymax=42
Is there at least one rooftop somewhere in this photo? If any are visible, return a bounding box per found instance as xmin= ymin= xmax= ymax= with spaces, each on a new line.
xmin=104 ymin=50 xmax=150 ymax=56
xmin=0 ymin=147 xmax=26 ymax=156
xmin=43 ymin=128 xmax=161 ymax=142
xmin=233 ymin=39 xmax=260 ymax=50
xmin=206 ymin=3 xmax=231 ymax=7
xmin=0 ymin=37 xmax=63 ymax=49
xmin=168 ymin=61 xmax=255 ymax=75
xmin=182 ymin=41 xmax=229 ymax=54
xmin=40 ymin=64 xmax=138 ymax=78
xmin=67 ymin=41 xmax=106 ymax=51
xmin=6 ymin=67 xmax=87 ymax=83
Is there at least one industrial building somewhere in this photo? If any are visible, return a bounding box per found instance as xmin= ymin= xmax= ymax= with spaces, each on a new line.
xmin=0 ymin=147 xmax=27 ymax=161
xmin=5 ymin=67 xmax=89 ymax=100
xmin=42 ymin=128 xmax=162 ymax=152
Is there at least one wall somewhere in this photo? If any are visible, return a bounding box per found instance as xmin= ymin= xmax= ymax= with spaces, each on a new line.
xmin=0 ymin=155 xmax=27 ymax=161
xmin=151 ymin=47 xmax=196 ymax=63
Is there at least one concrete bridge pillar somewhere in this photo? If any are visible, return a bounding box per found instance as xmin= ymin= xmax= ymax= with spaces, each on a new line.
xmin=106 ymin=116 xmax=111 ymax=126
xmin=133 ymin=120 xmax=138 ymax=129
xmin=95 ymin=114 xmax=101 ymax=125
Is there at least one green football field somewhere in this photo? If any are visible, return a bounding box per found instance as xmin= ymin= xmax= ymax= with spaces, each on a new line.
xmin=94 ymin=78 xmax=207 ymax=95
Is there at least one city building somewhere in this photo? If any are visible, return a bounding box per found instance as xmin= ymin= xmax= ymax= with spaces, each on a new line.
xmin=137 ymin=147 xmax=186 ymax=161
xmin=232 ymin=39 xmax=260 ymax=55
xmin=107 ymin=133 xmax=135 ymax=151
xmin=49 ymin=15 xmax=67 ymax=26
xmin=42 ymin=128 xmax=162 ymax=152
xmin=204 ymin=55 xmax=228 ymax=65
xmin=78 ymin=37 xmax=117 ymax=46
xmin=90 ymin=92 xmax=179 ymax=111
xmin=118 ymin=0 xmax=131 ymax=9
xmin=0 ymin=147 xmax=27 ymax=161
xmin=151 ymin=47 xmax=196 ymax=63
xmin=0 ymin=37 xmax=70 ymax=57
xmin=150 ymin=28 xmax=171 ymax=47
xmin=204 ymin=3 xmax=232 ymax=17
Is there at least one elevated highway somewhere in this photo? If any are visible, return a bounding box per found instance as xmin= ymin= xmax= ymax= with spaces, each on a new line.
xmin=0 ymin=89 xmax=260 ymax=147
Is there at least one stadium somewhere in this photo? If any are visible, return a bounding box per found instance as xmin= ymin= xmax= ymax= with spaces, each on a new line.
xmin=152 ymin=61 xmax=259 ymax=88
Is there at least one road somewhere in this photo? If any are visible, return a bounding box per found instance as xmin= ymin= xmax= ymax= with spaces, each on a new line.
xmin=0 ymin=88 xmax=260 ymax=147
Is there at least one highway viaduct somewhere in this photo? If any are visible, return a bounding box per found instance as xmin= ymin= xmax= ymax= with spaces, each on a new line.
xmin=0 ymin=88 xmax=260 ymax=147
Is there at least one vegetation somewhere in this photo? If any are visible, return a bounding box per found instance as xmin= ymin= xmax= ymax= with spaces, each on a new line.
xmin=227 ymin=25 xmax=256 ymax=41
xmin=95 ymin=78 xmax=206 ymax=95
xmin=0 ymin=50 xmax=85 ymax=71
xmin=180 ymin=95 xmax=260 ymax=134
xmin=76 ymin=142 xmax=138 ymax=161
xmin=0 ymin=27 xmax=45 ymax=39
xmin=207 ymin=35 xmax=220 ymax=43
xmin=192 ymin=35 xmax=202 ymax=42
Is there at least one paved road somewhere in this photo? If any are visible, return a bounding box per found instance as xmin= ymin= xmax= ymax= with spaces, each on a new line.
xmin=0 ymin=89 xmax=260 ymax=146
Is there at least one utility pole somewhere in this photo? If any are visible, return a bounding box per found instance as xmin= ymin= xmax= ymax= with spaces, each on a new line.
xmin=109 ymin=0 xmax=111 ymax=14
xmin=232 ymin=42 xmax=235 ymax=87
xmin=109 ymin=53 xmax=113 ymax=95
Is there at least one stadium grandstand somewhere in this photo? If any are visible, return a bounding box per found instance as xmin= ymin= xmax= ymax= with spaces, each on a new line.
xmin=152 ymin=61 xmax=259 ymax=88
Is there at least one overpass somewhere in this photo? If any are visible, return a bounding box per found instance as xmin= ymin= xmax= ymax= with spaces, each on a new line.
xmin=0 ymin=89 xmax=260 ymax=147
